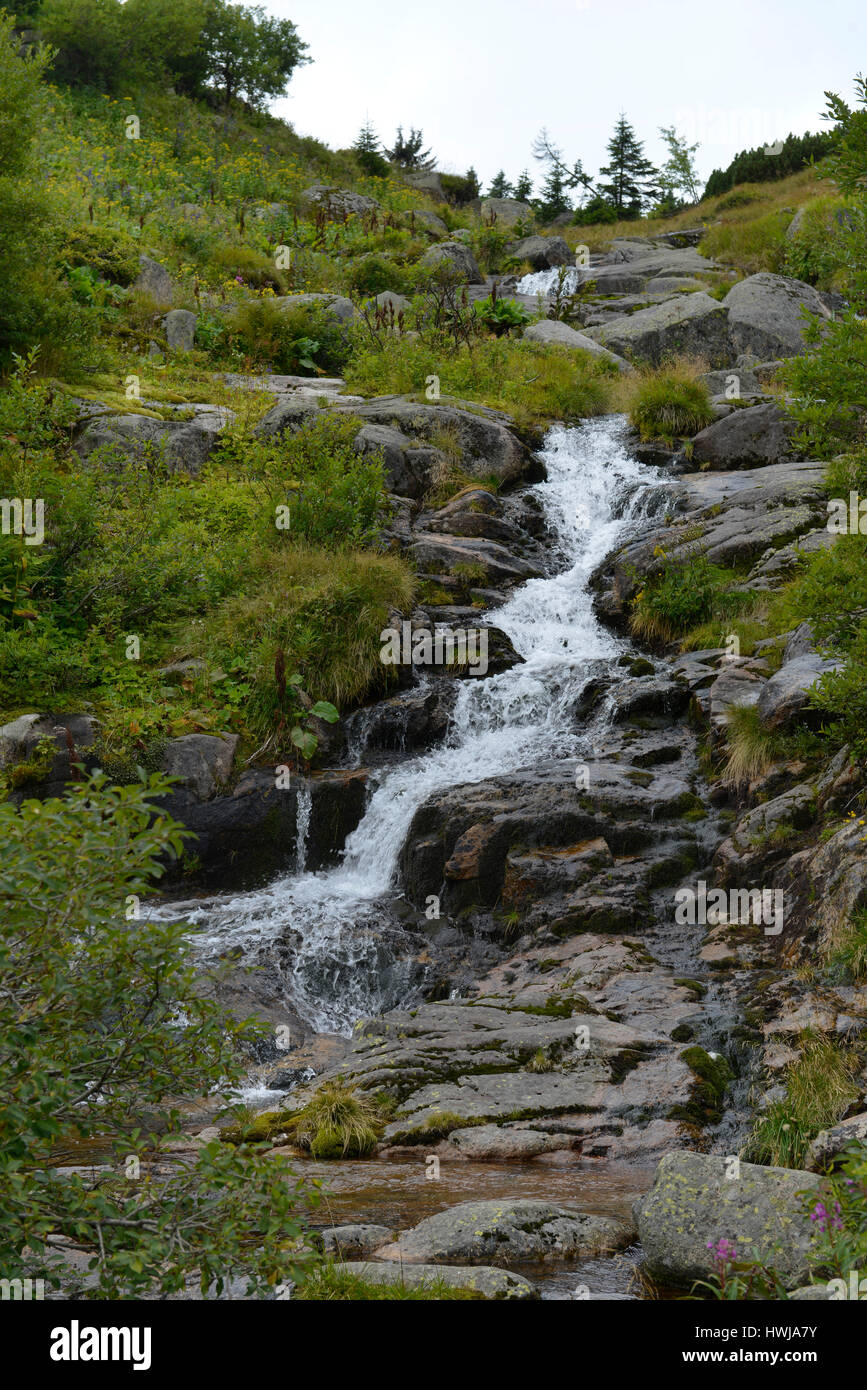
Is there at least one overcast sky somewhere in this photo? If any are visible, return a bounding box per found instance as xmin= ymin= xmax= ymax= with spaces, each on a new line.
xmin=267 ymin=0 xmax=865 ymax=194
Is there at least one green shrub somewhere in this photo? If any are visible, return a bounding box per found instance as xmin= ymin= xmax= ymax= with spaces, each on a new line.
xmin=227 ymin=297 xmax=351 ymax=375
xmin=782 ymin=315 xmax=867 ymax=456
xmin=629 ymin=367 xmax=714 ymax=442
xmin=209 ymin=242 xmax=285 ymax=291
xmin=473 ymin=295 xmax=529 ymax=336
xmin=58 ymin=224 xmax=140 ymax=286
xmin=0 ymin=773 xmax=319 ymax=1298
xmin=630 ymin=547 xmax=733 ymax=645
xmin=343 ymin=253 xmax=411 ymax=298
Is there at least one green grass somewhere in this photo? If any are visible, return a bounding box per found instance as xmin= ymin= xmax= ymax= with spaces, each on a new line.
xmin=825 ymin=908 xmax=867 ymax=984
xmin=746 ymin=1034 xmax=860 ymax=1168
xmin=296 ymin=1263 xmax=482 ymax=1300
xmin=283 ymin=1079 xmax=385 ymax=1159
xmin=722 ymin=704 xmax=783 ymax=787
xmin=628 ymin=365 xmax=714 ymax=443
xmin=344 ymin=334 xmax=615 ymax=432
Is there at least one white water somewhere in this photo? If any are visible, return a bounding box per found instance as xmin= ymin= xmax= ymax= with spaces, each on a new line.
xmin=516 ymin=266 xmax=585 ymax=297
xmin=168 ymin=417 xmax=672 ymax=1035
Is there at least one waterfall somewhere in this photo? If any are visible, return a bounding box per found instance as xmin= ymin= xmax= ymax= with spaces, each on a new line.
xmin=516 ymin=266 xmax=585 ymax=297
xmin=294 ymin=780 xmax=312 ymax=874
xmin=166 ymin=417 xmax=673 ymax=1035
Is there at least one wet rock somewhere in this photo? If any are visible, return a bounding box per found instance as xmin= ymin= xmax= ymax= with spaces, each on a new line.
xmin=321 ymin=1225 xmax=394 ymax=1258
xmin=373 ymin=1198 xmax=631 ymax=1265
xmin=346 ymin=682 xmax=458 ymax=754
xmin=610 ymin=675 xmax=690 ymax=723
xmin=635 ymin=1151 xmax=823 ymax=1289
xmin=757 ymin=654 xmax=844 ymax=731
xmin=158 ymin=768 xmax=368 ymax=888
xmin=332 ymin=1261 xmax=537 ymax=1299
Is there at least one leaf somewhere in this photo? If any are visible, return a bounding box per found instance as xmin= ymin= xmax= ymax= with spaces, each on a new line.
xmin=289 ymin=726 xmax=317 ymax=759
xmin=309 ymin=701 xmax=339 ymax=723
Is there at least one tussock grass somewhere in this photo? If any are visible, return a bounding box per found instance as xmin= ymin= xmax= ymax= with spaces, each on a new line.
xmin=722 ymin=704 xmax=782 ymax=787
xmin=746 ymin=1034 xmax=859 ymax=1168
xmin=825 ymin=908 xmax=867 ymax=984
xmin=284 ymin=1079 xmax=385 ymax=1159
xmin=627 ymin=362 xmax=714 ymax=443
xmin=199 ymin=544 xmax=416 ymax=712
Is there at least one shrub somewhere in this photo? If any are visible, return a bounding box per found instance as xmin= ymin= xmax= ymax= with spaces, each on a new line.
xmin=209 ymin=241 xmax=285 ymax=290
xmin=473 ymin=294 xmax=529 ymax=336
xmin=227 ymin=296 xmax=351 ymax=374
xmin=630 ymin=547 xmax=733 ymax=645
xmin=629 ymin=366 xmax=714 ymax=442
xmin=343 ymin=253 xmax=411 ymax=298
xmin=58 ymin=224 xmax=140 ymax=286
xmin=825 ymin=908 xmax=867 ymax=984
xmin=0 ymin=773 xmax=319 ymax=1298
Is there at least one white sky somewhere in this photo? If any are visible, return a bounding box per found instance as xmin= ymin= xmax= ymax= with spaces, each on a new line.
xmin=267 ymin=0 xmax=865 ymax=194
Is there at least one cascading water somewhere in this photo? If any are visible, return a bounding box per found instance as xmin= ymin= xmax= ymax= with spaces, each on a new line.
xmin=167 ymin=417 xmax=674 ymax=1035
xmin=516 ymin=266 xmax=584 ymax=297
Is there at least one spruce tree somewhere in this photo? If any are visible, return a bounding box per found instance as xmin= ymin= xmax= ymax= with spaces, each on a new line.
xmin=514 ymin=169 xmax=533 ymax=201
xmin=488 ymin=169 xmax=514 ymax=198
xmin=598 ymin=113 xmax=659 ymax=218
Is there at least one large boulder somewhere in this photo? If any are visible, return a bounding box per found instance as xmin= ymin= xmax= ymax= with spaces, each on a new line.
xmin=300 ymin=184 xmax=379 ymax=218
xmin=74 ymin=406 xmax=231 ymax=476
xmin=133 ymin=255 xmax=174 ymax=307
xmin=509 ymin=235 xmax=571 ymax=270
xmin=163 ymin=309 xmax=196 ymax=352
xmin=756 ymin=654 xmax=844 ymax=731
xmin=272 ymin=292 xmax=356 ymax=325
xmin=635 ymin=1151 xmax=823 ymax=1289
xmin=420 ymin=241 xmax=485 ymax=284
xmin=584 ymin=293 xmax=731 ymax=367
xmin=724 ymin=273 xmax=834 ymax=359
xmin=161 ymin=733 xmax=238 ymax=800
xmin=522 ymin=319 xmax=633 ymax=371
xmin=480 ymin=198 xmax=534 ymax=227
xmin=689 ymin=402 xmax=797 ymax=469
xmin=373 ymin=1199 xmax=631 ymax=1266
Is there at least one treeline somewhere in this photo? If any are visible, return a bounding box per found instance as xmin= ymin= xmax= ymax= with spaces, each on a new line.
xmin=10 ymin=0 xmax=309 ymax=108
xmin=704 ymin=130 xmax=836 ymax=198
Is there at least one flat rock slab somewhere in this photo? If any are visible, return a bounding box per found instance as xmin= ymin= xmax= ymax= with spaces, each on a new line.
xmin=634 ymin=1151 xmax=823 ymax=1289
xmin=332 ymin=1261 xmax=537 ymax=1299
xmin=373 ymin=1198 xmax=631 ymax=1266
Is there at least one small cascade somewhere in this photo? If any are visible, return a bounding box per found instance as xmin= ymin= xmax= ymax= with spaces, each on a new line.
xmin=166 ymin=417 xmax=675 ymax=1035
